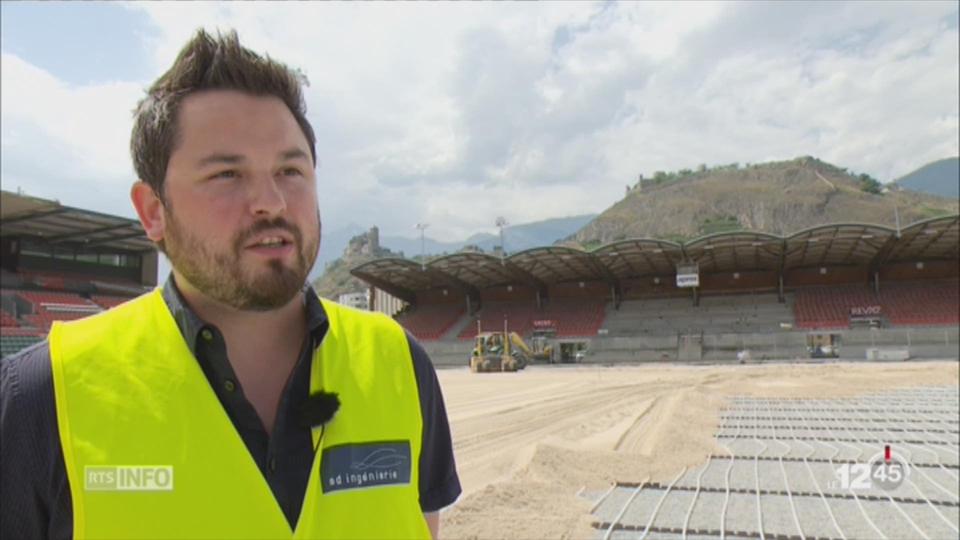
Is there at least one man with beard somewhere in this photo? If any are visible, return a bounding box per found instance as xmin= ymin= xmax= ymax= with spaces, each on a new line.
xmin=0 ymin=30 xmax=460 ymax=539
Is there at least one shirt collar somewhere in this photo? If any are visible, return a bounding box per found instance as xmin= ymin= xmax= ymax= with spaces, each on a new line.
xmin=160 ymin=274 xmax=329 ymax=356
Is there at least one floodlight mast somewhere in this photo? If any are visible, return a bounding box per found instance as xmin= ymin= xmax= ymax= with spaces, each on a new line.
xmin=893 ymin=203 xmax=901 ymax=237
xmin=415 ymin=223 xmax=429 ymax=270
xmin=495 ymin=216 xmax=508 ymax=265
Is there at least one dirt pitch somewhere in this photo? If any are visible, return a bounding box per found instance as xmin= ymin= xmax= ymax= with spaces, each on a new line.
xmin=436 ymin=360 xmax=959 ymax=539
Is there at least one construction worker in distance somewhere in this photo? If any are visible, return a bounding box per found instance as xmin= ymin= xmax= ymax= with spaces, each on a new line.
xmin=0 ymin=29 xmax=460 ymax=539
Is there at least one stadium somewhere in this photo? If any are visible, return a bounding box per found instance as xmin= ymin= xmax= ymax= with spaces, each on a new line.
xmin=1 ymin=190 xmax=156 ymax=358
xmin=355 ymin=214 xmax=959 ymax=366
xmin=1 ymin=189 xmax=958 ymax=539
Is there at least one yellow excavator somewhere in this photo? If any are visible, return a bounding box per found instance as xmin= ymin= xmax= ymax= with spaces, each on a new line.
xmin=509 ymin=331 xmax=555 ymax=363
xmin=469 ymin=330 xmax=557 ymax=372
xmin=470 ymin=331 xmax=524 ymax=373
xmin=469 ymin=316 xmax=562 ymax=372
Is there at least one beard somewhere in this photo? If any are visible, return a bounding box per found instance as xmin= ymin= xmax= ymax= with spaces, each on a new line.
xmin=161 ymin=208 xmax=320 ymax=311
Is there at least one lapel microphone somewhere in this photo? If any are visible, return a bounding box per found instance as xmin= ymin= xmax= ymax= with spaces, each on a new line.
xmin=297 ymin=391 xmax=341 ymax=430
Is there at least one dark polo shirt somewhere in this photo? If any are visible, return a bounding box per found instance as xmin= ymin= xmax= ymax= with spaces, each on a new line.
xmin=0 ymin=277 xmax=460 ymax=538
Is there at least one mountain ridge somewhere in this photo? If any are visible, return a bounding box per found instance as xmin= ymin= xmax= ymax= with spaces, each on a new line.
xmin=566 ymin=156 xmax=957 ymax=247
xmin=893 ymin=157 xmax=959 ymax=198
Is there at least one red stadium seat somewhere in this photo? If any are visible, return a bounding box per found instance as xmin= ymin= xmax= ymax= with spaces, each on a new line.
xmin=14 ymin=290 xmax=102 ymax=331
xmin=538 ymin=299 xmax=606 ymax=337
xmin=456 ymin=299 xmax=607 ymax=339
xmin=396 ymin=304 xmax=465 ymax=341
xmin=458 ymin=302 xmax=536 ymax=340
xmin=0 ymin=310 xmax=18 ymax=327
xmin=793 ymin=280 xmax=958 ymax=329
xmin=879 ymin=280 xmax=959 ymax=327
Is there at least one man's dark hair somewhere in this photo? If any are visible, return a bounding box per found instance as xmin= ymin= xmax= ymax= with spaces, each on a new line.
xmin=130 ymin=29 xmax=316 ymax=199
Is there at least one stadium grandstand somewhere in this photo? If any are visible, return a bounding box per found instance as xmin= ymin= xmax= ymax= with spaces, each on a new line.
xmin=353 ymin=215 xmax=960 ymax=365
xmin=1 ymin=190 xmax=156 ymax=358
xmin=2 ymin=186 xmax=957 ymax=367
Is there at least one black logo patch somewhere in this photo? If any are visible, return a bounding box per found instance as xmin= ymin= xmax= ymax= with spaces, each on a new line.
xmin=320 ymin=441 xmax=411 ymax=493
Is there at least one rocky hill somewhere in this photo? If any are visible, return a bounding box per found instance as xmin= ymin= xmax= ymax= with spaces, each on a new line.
xmin=312 ymin=215 xmax=596 ymax=299
xmin=568 ymin=157 xmax=958 ymax=247
xmin=312 ymin=227 xmax=400 ymax=300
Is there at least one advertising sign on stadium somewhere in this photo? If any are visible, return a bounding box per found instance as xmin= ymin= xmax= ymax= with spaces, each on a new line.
xmin=676 ymin=263 xmax=700 ymax=288
xmin=850 ymin=305 xmax=882 ymax=317
xmin=532 ymin=319 xmax=556 ymax=329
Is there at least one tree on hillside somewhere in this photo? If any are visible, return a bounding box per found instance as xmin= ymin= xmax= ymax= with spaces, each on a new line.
xmin=858 ymin=173 xmax=882 ymax=194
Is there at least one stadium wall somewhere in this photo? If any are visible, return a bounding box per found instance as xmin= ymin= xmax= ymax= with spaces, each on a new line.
xmin=548 ymin=281 xmax=611 ymax=300
xmin=422 ymin=327 xmax=960 ymax=368
xmin=419 ymin=340 xmax=473 ymax=367
xmin=480 ymin=284 xmax=537 ymax=303
xmin=699 ymin=270 xmax=778 ymax=292
xmin=417 ymin=288 xmax=462 ymax=305
xmin=784 ymin=265 xmax=869 ymax=287
xmin=619 ymin=275 xmax=690 ymax=299
xmin=879 ymin=260 xmax=959 ymax=281
xmin=586 ymin=326 xmax=960 ymax=364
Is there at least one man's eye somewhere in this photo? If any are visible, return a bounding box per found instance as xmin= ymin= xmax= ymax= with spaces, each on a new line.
xmin=211 ymin=170 xmax=239 ymax=179
xmin=281 ymin=167 xmax=303 ymax=177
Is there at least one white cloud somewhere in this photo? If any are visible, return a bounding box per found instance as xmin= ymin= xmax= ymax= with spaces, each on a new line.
xmin=2 ymin=0 xmax=957 ymax=250
xmin=1 ymin=52 xmax=143 ymax=214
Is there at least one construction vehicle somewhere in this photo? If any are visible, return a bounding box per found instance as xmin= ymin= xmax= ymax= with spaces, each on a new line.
xmin=470 ymin=331 xmax=527 ymax=372
xmin=469 ymin=316 xmax=540 ymax=373
xmin=509 ymin=331 xmax=555 ymax=363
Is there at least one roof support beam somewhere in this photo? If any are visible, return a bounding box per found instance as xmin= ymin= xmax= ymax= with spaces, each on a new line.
xmin=868 ymin=233 xmax=909 ymax=272
xmin=420 ymin=266 xmax=480 ymax=303
xmin=0 ymin=207 xmax=71 ymax=224
xmin=349 ymin=270 xmax=418 ymax=304
xmin=48 ymin=223 xmax=136 ymax=243
xmin=501 ymin=260 xmax=547 ymax=292
xmin=83 ymin=231 xmax=152 ymax=248
xmin=582 ymin=253 xmax=620 ymax=289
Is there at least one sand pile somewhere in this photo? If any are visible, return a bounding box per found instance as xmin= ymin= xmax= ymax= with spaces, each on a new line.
xmin=437 ymin=361 xmax=959 ymax=539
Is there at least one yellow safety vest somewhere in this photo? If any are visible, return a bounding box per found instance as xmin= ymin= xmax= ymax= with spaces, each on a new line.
xmin=49 ymin=289 xmax=429 ymax=539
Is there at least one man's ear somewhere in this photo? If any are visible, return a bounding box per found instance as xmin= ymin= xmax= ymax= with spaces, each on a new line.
xmin=130 ymin=182 xmax=167 ymax=243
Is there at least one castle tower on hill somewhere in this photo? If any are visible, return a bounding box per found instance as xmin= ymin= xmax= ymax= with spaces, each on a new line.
xmin=369 ymin=226 xmax=379 ymax=253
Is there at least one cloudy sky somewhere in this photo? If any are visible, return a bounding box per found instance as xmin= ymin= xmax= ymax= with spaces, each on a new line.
xmin=2 ymin=1 xmax=958 ymax=246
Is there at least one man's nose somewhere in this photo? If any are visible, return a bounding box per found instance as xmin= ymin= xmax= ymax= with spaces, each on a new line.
xmin=249 ymin=174 xmax=287 ymax=217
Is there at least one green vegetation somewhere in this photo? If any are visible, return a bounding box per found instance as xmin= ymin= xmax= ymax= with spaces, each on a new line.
xmin=313 ymin=256 xmax=359 ymax=299
xmin=313 ymin=231 xmax=404 ymax=299
xmin=857 ymin=173 xmax=883 ymax=194
xmin=639 ymin=162 xmax=743 ymax=189
xmin=412 ymin=253 xmax=448 ymax=264
xmin=918 ymin=205 xmax=953 ymax=219
xmin=658 ymin=233 xmax=690 ymax=244
xmin=698 ymin=215 xmax=743 ymax=236
xmin=581 ymin=239 xmax=603 ymax=251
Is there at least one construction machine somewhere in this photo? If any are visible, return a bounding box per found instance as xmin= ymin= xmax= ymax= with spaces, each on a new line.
xmin=470 ymin=331 xmax=527 ymax=372
xmin=509 ymin=331 xmax=555 ymax=363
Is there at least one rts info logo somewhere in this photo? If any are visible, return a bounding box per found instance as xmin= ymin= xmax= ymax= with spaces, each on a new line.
xmin=84 ymin=466 xmax=174 ymax=491
xmin=830 ymin=447 xmax=909 ymax=492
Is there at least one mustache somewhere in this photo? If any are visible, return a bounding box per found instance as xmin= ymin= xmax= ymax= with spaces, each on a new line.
xmin=235 ymin=218 xmax=303 ymax=251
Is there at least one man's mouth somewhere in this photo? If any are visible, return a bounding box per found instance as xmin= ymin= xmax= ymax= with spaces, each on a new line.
xmin=250 ymin=236 xmax=290 ymax=248
xmin=245 ymin=230 xmax=296 ymax=249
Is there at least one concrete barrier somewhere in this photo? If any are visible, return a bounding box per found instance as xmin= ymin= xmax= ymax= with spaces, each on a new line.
xmin=419 ymin=327 xmax=959 ymax=367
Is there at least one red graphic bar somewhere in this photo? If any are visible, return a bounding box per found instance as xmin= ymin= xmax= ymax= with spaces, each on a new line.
xmin=885 ymin=445 xmax=891 ymax=462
